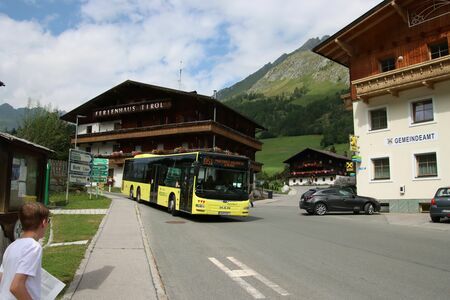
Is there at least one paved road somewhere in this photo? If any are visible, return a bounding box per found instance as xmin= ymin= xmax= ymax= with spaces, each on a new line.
xmin=138 ymin=192 xmax=450 ymax=300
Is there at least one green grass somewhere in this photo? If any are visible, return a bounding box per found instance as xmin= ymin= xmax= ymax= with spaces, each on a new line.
xmin=49 ymin=192 xmax=111 ymax=209
xmin=43 ymin=245 xmax=87 ymax=297
xmin=51 ymin=215 xmax=104 ymax=243
xmin=257 ymin=135 xmax=349 ymax=175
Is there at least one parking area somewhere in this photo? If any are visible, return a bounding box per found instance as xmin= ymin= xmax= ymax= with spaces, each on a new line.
xmin=255 ymin=186 xmax=450 ymax=232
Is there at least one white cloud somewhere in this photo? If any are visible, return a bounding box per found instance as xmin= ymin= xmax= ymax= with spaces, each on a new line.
xmin=0 ymin=0 xmax=380 ymax=111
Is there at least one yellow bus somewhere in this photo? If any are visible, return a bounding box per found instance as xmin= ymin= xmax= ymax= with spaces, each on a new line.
xmin=121 ymin=151 xmax=251 ymax=216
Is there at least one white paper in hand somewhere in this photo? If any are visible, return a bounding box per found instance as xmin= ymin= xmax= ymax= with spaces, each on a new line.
xmin=41 ymin=268 xmax=66 ymax=300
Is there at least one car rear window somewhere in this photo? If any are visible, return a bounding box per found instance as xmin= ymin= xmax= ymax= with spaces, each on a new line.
xmin=436 ymin=188 xmax=450 ymax=197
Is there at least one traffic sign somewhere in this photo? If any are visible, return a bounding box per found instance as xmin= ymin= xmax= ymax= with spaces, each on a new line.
xmin=91 ymin=176 xmax=107 ymax=183
xmin=69 ymin=174 xmax=90 ymax=185
xmin=93 ymin=158 xmax=109 ymax=165
xmin=91 ymin=158 xmax=109 ymax=183
xmin=70 ymin=162 xmax=91 ymax=174
xmin=91 ymin=170 xmax=108 ymax=177
xmin=70 ymin=149 xmax=92 ymax=164
xmin=92 ymin=164 xmax=108 ymax=171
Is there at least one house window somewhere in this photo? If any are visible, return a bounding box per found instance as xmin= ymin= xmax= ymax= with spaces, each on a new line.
xmin=135 ymin=145 xmax=142 ymax=152
xmin=415 ymin=153 xmax=437 ymax=178
xmin=370 ymin=108 xmax=387 ymax=130
xmin=412 ymin=99 xmax=433 ymax=124
xmin=429 ymin=41 xmax=449 ymax=59
xmin=322 ymin=177 xmax=326 ymax=182
xmin=372 ymin=158 xmax=390 ymax=180
xmin=85 ymin=147 xmax=91 ymax=153
xmin=114 ymin=122 xmax=122 ymax=130
xmin=380 ymin=57 xmax=396 ymax=72
xmin=299 ymin=179 xmax=303 ymax=183
xmin=86 ymin=125 xmax=92 ymax=134
xmin=113 ymin=144 xmax=121 ymax=152
xmin=330 ymin=177 xmax=333 ymax=181
xmin=293 ymin=179 xmax=296 ymax=183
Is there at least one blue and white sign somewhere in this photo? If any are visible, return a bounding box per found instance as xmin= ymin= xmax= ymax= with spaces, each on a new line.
xmin=385 ymin=132 xmax=437 ymax=146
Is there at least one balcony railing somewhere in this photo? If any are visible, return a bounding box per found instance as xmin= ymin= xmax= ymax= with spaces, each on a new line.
xmin=352 ymin=55 xmax=450 ymax=99
xmin=72 ymin=120 xmax=262 ymax=150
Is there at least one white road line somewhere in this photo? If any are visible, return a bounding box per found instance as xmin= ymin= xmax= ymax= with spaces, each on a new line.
xmin=227 ymin=257 xmax=290 ymax=296
xmin=209 ymin=257 xmax=265 ymax=299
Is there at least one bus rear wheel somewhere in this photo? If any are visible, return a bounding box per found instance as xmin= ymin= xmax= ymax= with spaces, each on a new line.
xmin=129 ymin=187 xmax=134 ymax=200
xmin=136 ymin=188 xmax=141 ymax=203
xmin=168 ymin=195 xmax=178 ymax=216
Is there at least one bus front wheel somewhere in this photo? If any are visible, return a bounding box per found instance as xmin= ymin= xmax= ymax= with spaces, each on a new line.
xmin=129 ymin=187 xmax=134 ymax=200
xmin=168 ymin=195 xmax=178 ymax=216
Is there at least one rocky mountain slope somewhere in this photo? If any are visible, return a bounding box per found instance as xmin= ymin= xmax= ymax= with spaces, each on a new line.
xmin=218 ymin=36 xmax=349 ymax=101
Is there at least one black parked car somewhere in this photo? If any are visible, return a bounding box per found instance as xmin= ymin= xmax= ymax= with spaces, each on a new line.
xmin=430 ymin=187 xmax=450 ymax=223
xmin=299 ymin=187 xmax=380 ymax=215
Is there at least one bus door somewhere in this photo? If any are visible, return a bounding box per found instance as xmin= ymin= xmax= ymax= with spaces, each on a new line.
xmin=180 ymin=166 xmax=194 ymax=212
xmin=150 ymin=165 xmax=160 ymax=203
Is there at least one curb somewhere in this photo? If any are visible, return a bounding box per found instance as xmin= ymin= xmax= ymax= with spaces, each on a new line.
xmin=135 ymin=204 xmax=168 ymax=300
xmin=61 ymin=202 xmax=112 ymax=300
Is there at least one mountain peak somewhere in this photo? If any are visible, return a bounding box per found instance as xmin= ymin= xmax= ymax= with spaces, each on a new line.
xmin=297 ymin=36 xmax=330 ymax=52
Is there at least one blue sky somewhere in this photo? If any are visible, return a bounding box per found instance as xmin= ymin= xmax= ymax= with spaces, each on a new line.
xmin=0 ymin=0 xmax=380 ymax=110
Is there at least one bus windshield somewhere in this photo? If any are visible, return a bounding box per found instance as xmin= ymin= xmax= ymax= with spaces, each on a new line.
xmin=195 ymin=166 xmax=248 ymax=200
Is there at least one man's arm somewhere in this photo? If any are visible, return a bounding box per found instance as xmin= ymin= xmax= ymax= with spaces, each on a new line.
xmin=10 ymin=273 xmax=33 ymax=300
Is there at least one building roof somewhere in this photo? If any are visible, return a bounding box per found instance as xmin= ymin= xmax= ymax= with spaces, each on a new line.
xmin=60 ymin=80 xmax=265 ymax=130
xmin=283 ymin=147 xmax=350 ymax=164
xmin=313 ymin=0 xmax=394 ymax=66
xmin=0 ymin=132 xmax=54 ymax=154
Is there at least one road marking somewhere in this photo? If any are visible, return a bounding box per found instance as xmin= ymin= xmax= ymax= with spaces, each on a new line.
xmin=209 ymin=257 xmax=289 ymax=299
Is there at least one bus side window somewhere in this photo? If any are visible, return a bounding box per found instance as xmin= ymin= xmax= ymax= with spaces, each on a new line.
xmin=164 ymin=167 xmax=181 ymax=187
xmin=159 ymin=165 xmax=168 ymax=185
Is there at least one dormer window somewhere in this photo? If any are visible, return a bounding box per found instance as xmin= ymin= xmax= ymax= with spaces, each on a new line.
xmin=429 ymin=41 xmax=449 ymax=59
xmin=380 ymin=57 xmax=396 ymax=72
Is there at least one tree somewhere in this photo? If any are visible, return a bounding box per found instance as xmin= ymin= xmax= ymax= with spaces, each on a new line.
xmin=16 ymin=103 xmax=73 ymax=160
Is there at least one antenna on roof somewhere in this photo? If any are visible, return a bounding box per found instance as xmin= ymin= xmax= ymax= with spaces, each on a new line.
xmin=178 ymin=60 xmax=183 ymax=90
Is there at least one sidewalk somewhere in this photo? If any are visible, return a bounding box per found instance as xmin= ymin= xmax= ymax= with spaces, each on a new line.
xmin=63 ymin=194 xmax=165 ymax=300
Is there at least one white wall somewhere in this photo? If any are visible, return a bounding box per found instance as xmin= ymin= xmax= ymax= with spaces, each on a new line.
xmin=353 ymin=81 xmax=450 ymax=200
xmin=77 ymin=120 xmax=121 ymax=134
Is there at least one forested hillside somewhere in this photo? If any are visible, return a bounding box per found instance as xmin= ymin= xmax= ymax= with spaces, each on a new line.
xmin=218 ymin=36 xmax=353 ymax=147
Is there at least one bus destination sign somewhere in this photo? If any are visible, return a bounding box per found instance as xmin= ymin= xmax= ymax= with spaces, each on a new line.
xmin=202 ymin=157 xmax=246 ymax=169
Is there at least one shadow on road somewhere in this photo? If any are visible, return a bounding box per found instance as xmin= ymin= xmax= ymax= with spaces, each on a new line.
xmin=140 ymin=201 xmax=263 ymax=222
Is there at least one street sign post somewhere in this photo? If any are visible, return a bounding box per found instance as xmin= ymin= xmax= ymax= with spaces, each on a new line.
xmin=66 ymin=149 xmax=93 ymax=201
xmin=91 ymin=158 xmax=109 ymax=198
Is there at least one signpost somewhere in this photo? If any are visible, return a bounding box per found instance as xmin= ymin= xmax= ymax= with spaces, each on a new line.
xmin=66 ymin=149 xmax=93 ymax=201
xmin=90 ymin=158 xmax=109 ymax=198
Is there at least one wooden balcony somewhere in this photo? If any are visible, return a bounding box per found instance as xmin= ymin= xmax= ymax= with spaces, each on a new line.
xmin=352 ymin=55 xmax=450 ymax=100
xmin=340 ymin=93 xmax=353 ymax=111
xmin=72 ymin=120 xmax=262 ymax=150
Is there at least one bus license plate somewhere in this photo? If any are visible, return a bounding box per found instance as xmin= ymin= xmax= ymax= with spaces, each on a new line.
xmin=219 ymin=212 xmax=230 ymax=215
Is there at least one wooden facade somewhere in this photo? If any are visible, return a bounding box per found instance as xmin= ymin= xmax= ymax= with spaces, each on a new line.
xmin=61 ymin=80 xmax=264 ymax=176
xmin=284 ymin=148 xmax=350 ymax=185
xmin=314 ymin=0 xmax=450 ymax=106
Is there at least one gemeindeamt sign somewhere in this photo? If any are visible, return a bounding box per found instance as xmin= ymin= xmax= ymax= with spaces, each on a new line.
xmin=93 ymin=99 xmax=172 ymax=118
xmin=385 ymin=132 xmax=437 ymax=146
